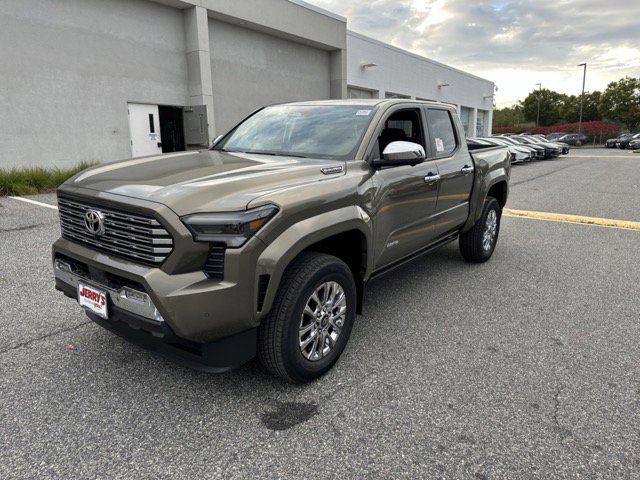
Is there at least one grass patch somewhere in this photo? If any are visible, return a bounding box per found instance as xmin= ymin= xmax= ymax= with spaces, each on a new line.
xmin=0 ymin=162 xmax=96 ymax=197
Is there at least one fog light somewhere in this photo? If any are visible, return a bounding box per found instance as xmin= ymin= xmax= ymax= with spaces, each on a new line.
xmin=120 ymin=286 xmax=149 ymax=304
xmin=54 ymin=259 xmax=72 ymax=273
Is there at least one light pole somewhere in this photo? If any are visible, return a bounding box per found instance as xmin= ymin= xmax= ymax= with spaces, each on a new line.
xmin=535 ymin=83 xmax=542 ymax=127
xmin=577 ymin=63 xmax=587 ymax=139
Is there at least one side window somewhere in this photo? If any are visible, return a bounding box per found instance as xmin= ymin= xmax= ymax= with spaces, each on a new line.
xmin=376 ymin=108 xmax=425 ymax=158
xmin=426 ymin=109 xmax=458 ymax=157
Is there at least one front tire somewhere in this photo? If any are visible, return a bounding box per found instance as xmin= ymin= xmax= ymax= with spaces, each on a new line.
xmin=459 ymin=196 xmax=501 ymax=263
xmin=258 ymin=252 xmax=356 ymax=383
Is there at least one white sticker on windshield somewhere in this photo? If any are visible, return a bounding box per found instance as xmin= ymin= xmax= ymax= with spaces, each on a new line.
xmin=356 ymin=110 xmax=372 ymax=116
xmin=435 ymin=138 xmax=445 ymax=152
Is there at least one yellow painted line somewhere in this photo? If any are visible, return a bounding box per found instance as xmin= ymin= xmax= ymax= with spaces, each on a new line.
xmin=566 ymin=154 xmax=640 ymax=159
xmin=503 ymin=208 xmax=640 ymax=232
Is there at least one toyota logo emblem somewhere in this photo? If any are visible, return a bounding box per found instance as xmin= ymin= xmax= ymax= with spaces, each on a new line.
xmin=84 ymin=210 xmax=106 ymax=236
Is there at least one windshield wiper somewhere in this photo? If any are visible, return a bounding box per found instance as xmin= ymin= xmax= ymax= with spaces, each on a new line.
xmin=244 ymin=150 xmax=309 ymax=159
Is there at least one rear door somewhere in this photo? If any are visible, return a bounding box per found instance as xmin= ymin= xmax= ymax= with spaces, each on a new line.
xmin=426 ymin=107 xmax=474 ymax=237
xmin=370 ymin=106 xmax=441 ymax=269
xmin=128 ymin=103 xmax=162 ymax=158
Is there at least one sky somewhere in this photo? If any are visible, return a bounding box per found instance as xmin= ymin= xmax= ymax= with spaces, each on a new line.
xmin=309 ymin=0 xmax=640 ymax=107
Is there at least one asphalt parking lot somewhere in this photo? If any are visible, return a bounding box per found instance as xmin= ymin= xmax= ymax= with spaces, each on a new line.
xmin=1 ymin=148 xmax=639 ymax=479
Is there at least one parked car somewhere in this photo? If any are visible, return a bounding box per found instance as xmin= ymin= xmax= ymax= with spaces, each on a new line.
xmin=628 ymin=138 xmax=640 ymax=150
xmin=515 ymin=135 xmax=563 ymax=158
xmin=605 ymin=134 xmax=629 ymax=148
xmin=556 ymin=133 xmax=588 ymax=146
xmin=619 ymin=133 xmax=640 ymax=149
xmin=474 ymin=137 xmax=533 ymax=163
xmin=521 ymin=134 xmax=570 ymax=155
xmin=520 ymin=134 xmax=570 ymax=153
xmin=52 ymin=99 xmax=510 ymax=382
xmin=500 ymin=136 xmax=546 ymax=159
xmin=545 ymin=132 xmax=568 ymax=142
xmin=468 ymin=138 xmax=523 ymax=163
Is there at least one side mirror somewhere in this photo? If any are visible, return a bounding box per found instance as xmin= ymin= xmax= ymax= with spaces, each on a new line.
xmin=373 ymin=141 xmax=426 ymax=168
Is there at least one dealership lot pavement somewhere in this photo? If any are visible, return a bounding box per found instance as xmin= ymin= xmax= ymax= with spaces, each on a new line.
xmin=1 ymin=149 xmax=639 ymax=479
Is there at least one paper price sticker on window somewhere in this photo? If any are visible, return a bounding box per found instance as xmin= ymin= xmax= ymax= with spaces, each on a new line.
xmin=435 ymin=138 xmax=445 ymax=152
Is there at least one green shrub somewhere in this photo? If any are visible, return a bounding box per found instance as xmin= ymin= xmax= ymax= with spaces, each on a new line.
xmin=0 ymin=162 xmax=96 ymax=196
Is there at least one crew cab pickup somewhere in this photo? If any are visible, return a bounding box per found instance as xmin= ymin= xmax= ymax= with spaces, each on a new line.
xmin=52 ymin=99 xmax=510 ymax=382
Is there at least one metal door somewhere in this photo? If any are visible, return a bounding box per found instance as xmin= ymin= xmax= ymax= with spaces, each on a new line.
xmin=370 ymin=107 xmax=440 ymax=269
xmin=128 ymin=103 xmax=162 ymax=158
xmin=426 ymin=107 xmax=474 ymax=237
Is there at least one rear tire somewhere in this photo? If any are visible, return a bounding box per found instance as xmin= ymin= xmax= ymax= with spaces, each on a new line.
xmin=459 ymin=196 xmax=501 ymax=263
xmin=257 ymin=252 xmax=356 ymax=383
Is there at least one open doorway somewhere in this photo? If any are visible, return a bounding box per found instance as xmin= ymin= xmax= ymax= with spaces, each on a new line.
xmin=128 ymin=102 xmax=209 ymax=158
xmin=158 ymin=106 xmax=185 ymax=153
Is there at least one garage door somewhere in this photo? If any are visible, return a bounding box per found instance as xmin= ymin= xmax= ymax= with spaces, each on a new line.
xmin=348 ymin=86 xmax=377 ymax=99
xmin=210 ymin=19 xmax=331 ymax=134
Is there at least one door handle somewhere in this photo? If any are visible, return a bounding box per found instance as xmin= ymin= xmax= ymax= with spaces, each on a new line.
xmin=424 ymin=172 xmax=440 ymax=184
xmin=461 ymin=165 xmax=474 ymax=175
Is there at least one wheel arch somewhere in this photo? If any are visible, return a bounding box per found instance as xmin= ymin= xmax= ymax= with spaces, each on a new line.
xmin=255 ymin=206 xmax=373 ymax=320
xmin=487 ymin=179 xmax=508 ymax=208
xmin=462 ymin=170 xmax=509 ymax=232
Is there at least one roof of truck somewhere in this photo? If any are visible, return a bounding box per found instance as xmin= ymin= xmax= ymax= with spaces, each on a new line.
xmin=279 ymin=98 xmax=455 ymax=108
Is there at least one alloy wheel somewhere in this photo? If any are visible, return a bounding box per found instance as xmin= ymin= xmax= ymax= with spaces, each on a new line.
xmin=298 ymin=281 xmax=347 ymax=361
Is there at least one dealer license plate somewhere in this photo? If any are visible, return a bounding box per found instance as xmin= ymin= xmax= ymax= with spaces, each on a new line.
xmin=78 ymin=283 xmax=108 ymax=319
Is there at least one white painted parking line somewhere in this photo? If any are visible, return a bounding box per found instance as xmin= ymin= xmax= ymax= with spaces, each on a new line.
xmin=8 ymin=196 xmax=58 ymax=210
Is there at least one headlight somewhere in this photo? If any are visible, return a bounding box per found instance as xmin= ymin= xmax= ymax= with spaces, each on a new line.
xmin=181 ymin=204 xmax=279 ymax=247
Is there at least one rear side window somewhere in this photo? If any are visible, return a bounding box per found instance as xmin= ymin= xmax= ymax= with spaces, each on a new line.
xmin=427 ymin=109 xmax=457 ymax=157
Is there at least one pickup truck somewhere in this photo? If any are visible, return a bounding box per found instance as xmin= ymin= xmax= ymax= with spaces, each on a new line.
xmin=52 ymin=99 xmax=510 ymax=383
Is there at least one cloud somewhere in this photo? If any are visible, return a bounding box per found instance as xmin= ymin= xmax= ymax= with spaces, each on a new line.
xmin=310 ymin=0 xmax=640 ymax=106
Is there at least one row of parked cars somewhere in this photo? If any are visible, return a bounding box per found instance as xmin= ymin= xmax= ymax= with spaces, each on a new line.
xmin=468 ymin=134 xmax=569 ymax=164
xmin=605 ymin=133 xmax=640 ymax=149
xmin=546 ymin=132 xmax=589 ymax=146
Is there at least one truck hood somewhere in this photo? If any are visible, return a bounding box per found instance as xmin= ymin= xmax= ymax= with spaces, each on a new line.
xmin=66 ymin=150 xmax=345 ymax=215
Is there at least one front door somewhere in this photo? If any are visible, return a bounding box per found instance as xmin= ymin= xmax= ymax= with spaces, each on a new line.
xmin=370 ymin=107 xmax=441 ymax=270
xmin=128 ymin=103 xmax=162 ymax=158
xmin=426 ymin=108 xmax=474 ymax=238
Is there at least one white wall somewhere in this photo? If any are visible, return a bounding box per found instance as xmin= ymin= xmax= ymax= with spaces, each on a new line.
xmin=209 ymin=19 xmax=331 ymax=134
xmin=0 ymin=0 xmax=189 ymax=169
xmin=347 ymin=31 xmax=495 ymax=134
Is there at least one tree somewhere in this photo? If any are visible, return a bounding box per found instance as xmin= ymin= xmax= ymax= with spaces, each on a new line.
xmin=599 ymin=77 xmax=640 ymax=130
xmin=560 ymin=95 xmax=580 ymax=123
xmin=493 ymin=104 xmax=525 ymax=128
xmin=560 ymin=91 xmax=602 ymax=123
xmin=522 ymin=88 xmax=566 ymax=126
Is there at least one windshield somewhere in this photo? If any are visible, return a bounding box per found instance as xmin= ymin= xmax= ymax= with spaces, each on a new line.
xmin=498 ymin=137 xmax=520 ymax=146
xmin=485 ymin=138 xmax=509 ymax=146
xmin=214 ymin=105 xmax=376 ymax=160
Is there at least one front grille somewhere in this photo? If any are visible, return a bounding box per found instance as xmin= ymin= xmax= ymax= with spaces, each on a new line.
xmin=203 ymin=243 xmax=226 ymax=280
xmin=57 ymin=195 xmax=174 ymax=266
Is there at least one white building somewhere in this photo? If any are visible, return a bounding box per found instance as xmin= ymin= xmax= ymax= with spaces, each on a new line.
xmin=346 ymin=31 xmax=495 ymax=138
xmin=0 ymin=0 xmax=494 ymax=169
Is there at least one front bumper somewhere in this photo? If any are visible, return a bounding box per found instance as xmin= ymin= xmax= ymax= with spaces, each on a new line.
xmin=53 ymin=250 xmax=259 ymax=371
xmin=53 ymin=234 xmax=265 ymax=341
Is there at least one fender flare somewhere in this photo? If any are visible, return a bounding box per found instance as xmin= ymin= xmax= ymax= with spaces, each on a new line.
xmin=254 ymin=206 xmax=373 ymax=319
xmin=463 ymin=168 xmax=509 ymax=232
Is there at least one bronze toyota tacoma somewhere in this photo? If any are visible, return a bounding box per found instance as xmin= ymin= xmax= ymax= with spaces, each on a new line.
xmin=52 ymin=99 xmax=510 ymax=382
